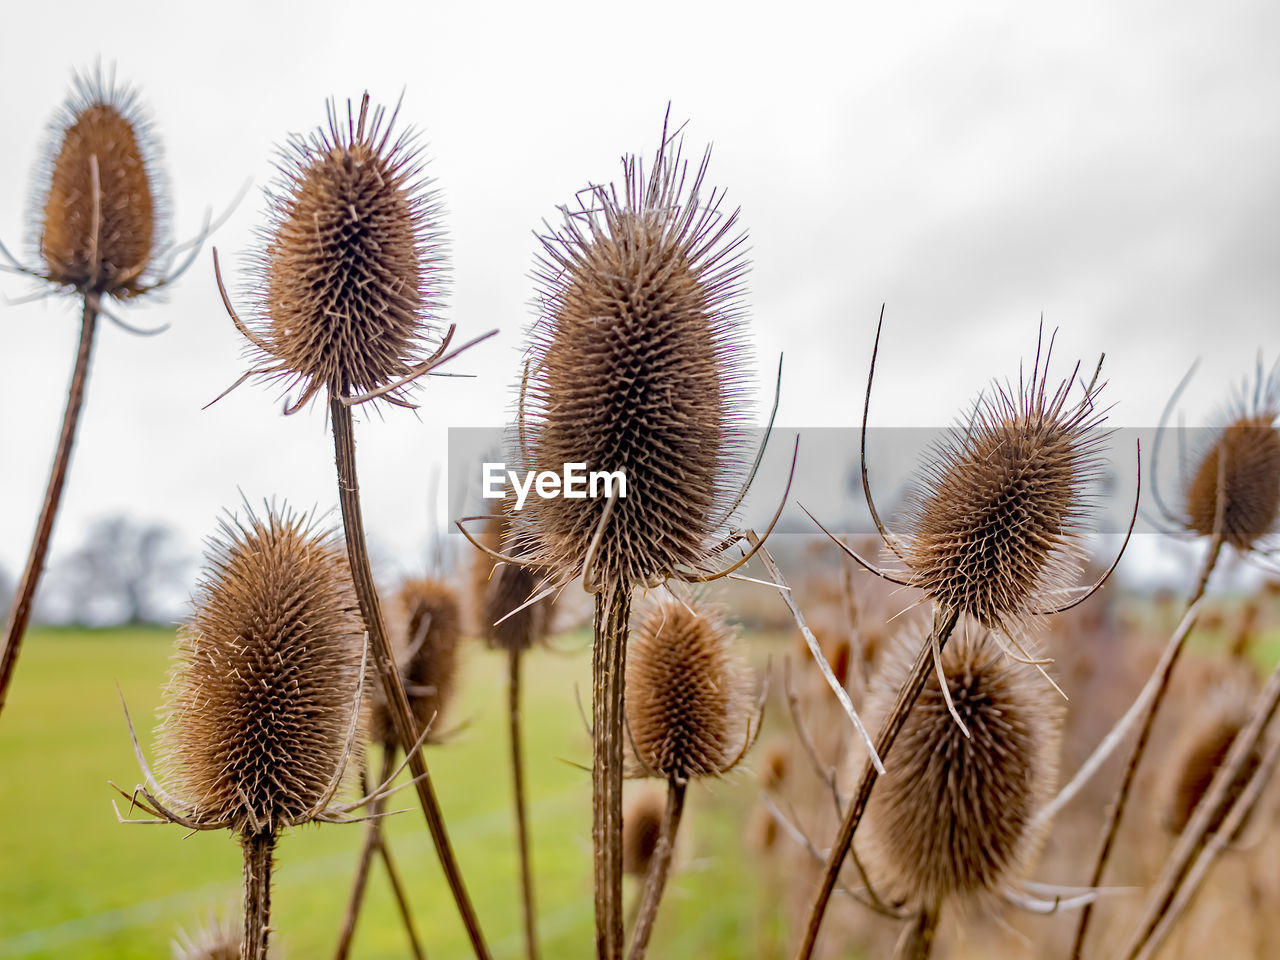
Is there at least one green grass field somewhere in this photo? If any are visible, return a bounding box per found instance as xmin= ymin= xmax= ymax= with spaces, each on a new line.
xmin=0 ymin=628 xmax=779 ymax=959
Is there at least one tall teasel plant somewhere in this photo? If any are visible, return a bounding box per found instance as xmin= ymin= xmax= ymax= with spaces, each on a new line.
xmin=462 ymin=114 xmax=784 ymax=959
xmin=622 ymin=596 xmax=760 ymax=959
xmin=112 ymin=503 xmax=412 ymax=960
xmin=213 ymin=93 xmax=495 ymax=957
xmin=794 ymin=318 xmax=1129 ymax=959
xmin=0 ymin=65 xmax=213 ymax=719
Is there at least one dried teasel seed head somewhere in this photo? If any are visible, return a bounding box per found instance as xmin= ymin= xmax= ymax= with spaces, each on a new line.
xmin=171 ymin=914 xmax=240 ymax=960
xmin=858 ymin=623 xmax=1061 ymax=909
xmin=477 ymin=506 xmax=555 ymax=651
xmin=372 ymin=577 xmax=462 ymax=744
xmin=758 ymin=738 xmax=790 ymax=791
xmin=1184 ymin=369 xmax=1280 ymax=552
xmin=625 ymin=597 xmax=755 ymax=782
xmin=1163 ymin=678 xmax=1262 ymax=837
xmin=899 ymin=342 xmax=1105 ymax=633
xmin=746 ymin=803 xmax=780 ymax=856
xmin=36 ymin=65 xmax=163 ymax=297
xmin=519 ymin=116 xmax=752 ymax=589
xmin=622 ymin=787 xmax=667 ymax=877
xmin=159 ymin=504 xmax=365 ymax=833
xmin=244 ymin=94 xmax=443 ymax=412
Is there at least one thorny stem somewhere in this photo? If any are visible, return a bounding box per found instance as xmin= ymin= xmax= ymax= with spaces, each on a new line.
xmin=593 ymin=587 xmax=631 ymax=960
xmin=793 ymin=606 xmax=960 ymax=960
xmin=627 ymin=779 xmax=687 ymax=960
xmin=1069 ymin=535 xmax=1223 ymax=960
xmin=330 ymin=395 xmax=490 ymax=959
xmin=0 ymin=295 xmax=99 ymax=720
xmin=892 ymin=900 xmax=940 ymax=960
xmin=241 ymin=830 xmax=276 ymax=960
xmin=508 ymin=645 xmax=540 ymax=960
xmin=1119 ymin=648 xmax=1280 ymax=960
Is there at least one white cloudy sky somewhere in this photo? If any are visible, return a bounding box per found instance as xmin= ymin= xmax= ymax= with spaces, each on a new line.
xmin=1 ymin=0 xmax=1277 ymax=586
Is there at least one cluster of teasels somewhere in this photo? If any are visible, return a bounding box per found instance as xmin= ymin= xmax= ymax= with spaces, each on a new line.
xmin=1 ymin=64 xmax=1279 ymax=960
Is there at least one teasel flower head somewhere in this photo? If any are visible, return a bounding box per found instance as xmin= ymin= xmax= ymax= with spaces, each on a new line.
xmin=370 ymin=577 xmax=462 ymax=744
xmin=32 ymin=64 xmax=165 ymax=298
xmin=895 ymin=339 xmax=1108 ymax=635
xmin=476 ymin=505 xmax=555 ymax=651
xmin=154 ymin=503 xmax=367 ymax=834
xmin=858 ymin=622 xmax=1062 ymax=909
xmin=1182 ymin=365 xmax=1280 ymax=553
xmin=624 ymin=596 xmax=758 ymax=782
xmin=171 ymin=914 xmax=240 ymax=960
xmin=1163 ymin=675 xmax=1263 ymax=836
xmin=234 ymin=94 xmax=444 ymax=413
xmin=515 ymin=115 xmax=754 ymax=593
xmin=622 ymin=787 xmax=667 ymax=877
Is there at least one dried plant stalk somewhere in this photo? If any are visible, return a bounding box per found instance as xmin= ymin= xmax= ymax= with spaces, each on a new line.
xmin=627 ymin=781 xmax=686 ymax=960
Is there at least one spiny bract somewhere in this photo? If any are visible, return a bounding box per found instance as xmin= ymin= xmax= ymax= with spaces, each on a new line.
xmin=518 ymin=119 xmax=752 ymax=590
xmin=245 ymin=95 xmax=443 ymax=412
xmin=624 ymin=597 xmax=754 ymax=782
xmin=858 ymin=623 xmax=1061 ymax=909
xmin=37 ymin=66 xmax=162 ymax=297
xmin=899 ymin=345 xmax=1106 ymax=634
xmin=159 ymin=505 xmax=365 ymax=833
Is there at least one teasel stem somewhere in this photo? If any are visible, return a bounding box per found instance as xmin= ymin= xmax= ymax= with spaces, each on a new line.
xmin=0 ymin=294 xmax=99 ymax=719
xmin=593 ymin=586 xmax=631 ymax=960
xmin=334 ymin=748 xmax=425 ymax=960
xmin=892 ymin=900 xmax=940 ymax=960
xmin=793 ymin=605 xmax=960 ymax=960
xmin=1120 ymin=650 xmax=1280 ymax=960
xmin=330 ymin=393 xmax=490 ymax=959
xmin=1069 ymin=534 xmax=1223 ymax=960
xmin=241 ymin=830 xmax=276 ymax=960
xmin=627 ymin=778 xmax=686 ymax=960
xmin=508 ymin=644 xmax=540 ymax=960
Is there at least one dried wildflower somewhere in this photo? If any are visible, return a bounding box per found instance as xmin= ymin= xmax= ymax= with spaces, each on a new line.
xmin=859 ymin=624 xmax=1061 ymax=910
xmin=234 ymin=96 xmax=444 ymax=413
xmin=1183 ymin=371 xmax=1280 ymax=552
xmin=371 ymin=577 xmax=461 ymax=744
xmin=478 ymin=508 xmax=554 ymax=651
xmin=35 ymin=65 xmax=163 ymax=297
xmin=625 ymin=598 xmax=756 ymax=782
xmin=622 ymin=788 xmax=667 ymax=878
xmin=172 ymin=914 xmax=240 ymax=960
xmin=517 ymin=118 xmax=753 ymax=592
xmin=759 ymin=739 xmax=790 ymax=792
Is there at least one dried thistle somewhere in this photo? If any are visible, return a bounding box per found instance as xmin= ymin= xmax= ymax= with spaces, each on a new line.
xmin=172 ymin=914 xmax=240 ymax=960
xmin=622 ymin=788 xmax=666 ymax=878
xmin=371 ymin=577 xmax=462 ymax=745
xmin=625 ymin=597 xmax=756 ymax=783
xmin=859 ymin=623 xmax=1061 ymax=911
xmin=231 ymin=96 xmax=444 ymax=414
xmin=1183 ymin=369 xmax=1280 ymax=552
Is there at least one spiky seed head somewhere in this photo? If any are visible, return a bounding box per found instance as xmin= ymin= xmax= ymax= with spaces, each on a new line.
xmin=1184 ymin=371 xmax=1280 ymax=552
xmin=159 ymin=505 xmax=365 ymax=833
xmin=244 ymin=95 xmax=443 ymax=411
xmin=478 ymin=506 xmax=555 ymax=651
xmin=859 ymin=623 xmax=1061 ymax=909
xmin=518 ymin=118 xmax=752 ymax=589
xmin=171 ymin=915 xmax=239 ymax=960
xmin=37 ymin=66 xmax=162 ymax=298
xmin=759 ymin=738 xmax=790 ymax=791
xmin=625 ymin=597 xmax=755 ymax=782
xmin=899 ymin=345 xmax=1105 ymax=634
xmin=371 ymin=577 xmax=462 ymax=744
xmin=1163 ymin=679 xmax=1262 ymax=836
xmin=622 ymin=787 xmax=667 ymax=877
xmin=746 ymin=803 xmax=780 ymax=855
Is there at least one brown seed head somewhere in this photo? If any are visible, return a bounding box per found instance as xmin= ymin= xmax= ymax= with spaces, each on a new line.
xmin=758 ymin=738 xmax=790 ymax=792
xmin=371 ymin=577 xmax=462 ymax=743
xmin=477 ymin=506 xmax=555 ymax=651
xmin=37 ymin=66 xmax=162 ymax=297
xmin=859 ymin=623 xmax=1061 ymax=909
xmin=245 ymin=95 xmax=443 ymax=411
xmin=1184 ymin=371 xmax=1280 ymax=551
xmin=159 ymin=505 xmax=365 ymax=833
xmin=1163 ymin=679 xmax=1262 ymax=836
xmin=172 ymin=915 xmax=240 ymax=960
xmin=518 ymin=117 xmax=751 ymax=590
xmin=900 ymin=345 xmax=1105 ymax=633
xmin=625 ymin=597 xmax=755 ymax=782
xmin=622 ymin=787 xmax=667 ymax=877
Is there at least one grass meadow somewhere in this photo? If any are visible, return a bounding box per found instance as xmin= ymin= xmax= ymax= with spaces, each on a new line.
xmin=0 ymin=627 xmax=779 ymax=960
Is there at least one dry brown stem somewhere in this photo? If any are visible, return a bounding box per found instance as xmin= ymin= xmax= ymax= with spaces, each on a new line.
xmin=593 ymin=588 xmax=631 ymax=960
xmin=626 ymin=779 xmax=686 ymax=960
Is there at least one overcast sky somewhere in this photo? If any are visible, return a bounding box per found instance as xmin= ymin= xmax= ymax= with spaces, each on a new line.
xmin=1 ymin=0 xmax=1277 ymax=587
